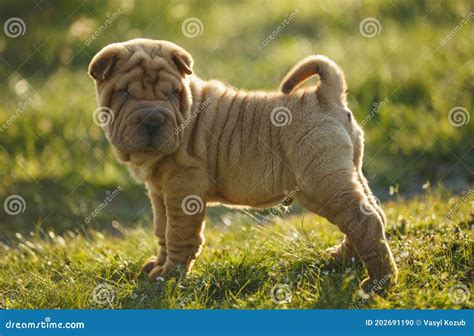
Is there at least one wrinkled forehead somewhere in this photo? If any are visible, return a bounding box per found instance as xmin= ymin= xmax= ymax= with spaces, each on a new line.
xmin=108 ymin=40 xmax=183 ymax=100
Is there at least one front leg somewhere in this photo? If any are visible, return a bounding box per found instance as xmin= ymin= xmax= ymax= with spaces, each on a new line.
xmin=141 ymin=190 xmax=168 ymax=274
xmin=148 ymin=192 xmax=206 ymax=281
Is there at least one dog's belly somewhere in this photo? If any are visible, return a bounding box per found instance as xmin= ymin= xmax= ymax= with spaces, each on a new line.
xmin=207 ymin=190 xmax=285 ymax=208
xmin=207 ymin=142 xmax=297 ymax=207
xmin=210 ymin=164 xmax=293 ymax=207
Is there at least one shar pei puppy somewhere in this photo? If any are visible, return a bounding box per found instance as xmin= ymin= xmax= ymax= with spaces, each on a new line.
xmin=88 ymin=38 xmax=397 ymax=290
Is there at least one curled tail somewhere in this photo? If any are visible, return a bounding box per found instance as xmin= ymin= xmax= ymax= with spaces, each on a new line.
xmin=280 ymin=55 xmax=346 ymax=102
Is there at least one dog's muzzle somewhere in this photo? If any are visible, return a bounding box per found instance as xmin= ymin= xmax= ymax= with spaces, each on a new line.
xmin=111 ymin=105 xmax=175 ymax=153
xmin=136 ymin=107 xmax=168 ymax=140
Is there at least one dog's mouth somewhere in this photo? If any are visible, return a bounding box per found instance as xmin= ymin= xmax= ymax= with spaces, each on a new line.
xmin=113 ymin=147 xmax=164 ymax=166
xmin=108 ymin=105 xmax=180 ymax=157
xmin=111 ymin=134 xmax=177 ymax=166
xmin=114 ymin=125 xmax=176 ymax=153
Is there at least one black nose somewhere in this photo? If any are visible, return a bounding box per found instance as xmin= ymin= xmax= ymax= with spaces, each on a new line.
xmin=143 ymin=119 xmax=162 ymax=133
xmin=142 ymin=115 xmax=165 ymax=134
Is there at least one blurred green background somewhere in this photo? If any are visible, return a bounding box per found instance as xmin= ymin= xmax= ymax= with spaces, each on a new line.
xmin=0 ymin=0 xmax=472 ymax=239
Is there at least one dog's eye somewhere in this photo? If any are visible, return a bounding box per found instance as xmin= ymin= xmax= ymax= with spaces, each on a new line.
xmin=168 ymin=89 xmax=181 ymax=100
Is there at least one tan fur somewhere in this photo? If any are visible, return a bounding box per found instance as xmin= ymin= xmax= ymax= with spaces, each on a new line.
xmin=89 ymin=38 xmax=397 ymax=289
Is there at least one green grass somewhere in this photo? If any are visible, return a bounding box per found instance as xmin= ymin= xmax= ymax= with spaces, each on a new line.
xmin=1 ymin=190 xmax=472 ymax=309
xmin=0 ymin=1 xmax=472 ymax=309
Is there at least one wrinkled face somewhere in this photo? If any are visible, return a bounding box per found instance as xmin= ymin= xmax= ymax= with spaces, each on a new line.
xmin=88 ymin=38 xmax=194 ymax=162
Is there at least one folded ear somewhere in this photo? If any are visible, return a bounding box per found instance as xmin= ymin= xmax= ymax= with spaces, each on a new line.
xmin=172 ymin=50 xmax=193 ymax=75
xmin=88 ymin=46 xmax=121 ymax=80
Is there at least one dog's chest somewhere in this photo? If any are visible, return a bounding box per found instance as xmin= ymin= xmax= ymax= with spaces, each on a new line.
xmin=128 ymin=165 xmax=153 ymax=182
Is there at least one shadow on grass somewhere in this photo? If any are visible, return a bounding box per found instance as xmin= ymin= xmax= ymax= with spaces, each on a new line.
xmin=0 ymin=176 xmax=307 ymax=244
xmin=0 ymin=177 xmax=151 ymax=242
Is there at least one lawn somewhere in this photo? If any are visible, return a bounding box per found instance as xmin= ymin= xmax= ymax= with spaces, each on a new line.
xmin=0 ymin=1 xmax=472 ymax=309
xmin=0 ymin=190 xmax=472 ymax=309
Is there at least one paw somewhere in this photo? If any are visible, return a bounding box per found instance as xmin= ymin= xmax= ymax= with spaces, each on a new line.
xmin=361 ymin=256 xmax=398 ymax=293
xmin=325 ymin=243 xmax=359 ymax=265
xmin=148 ymin=265 xmax=165 ymax=281
xmin=360 ymin=273 xmax=395 ymax=294
xmin=141 ymin=255 xmax=165 ymax=274
xmin=147 ymin=260 xmax=188 ymax=282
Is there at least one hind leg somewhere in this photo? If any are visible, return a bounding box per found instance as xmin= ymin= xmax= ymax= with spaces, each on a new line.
xmin=327 ymin=167 xmax=387 ymax=263
xmin=298 ymin=170 xmax=397 ymax=289
xmin=357 ymin=166 xmax=386 ymax=227
xmin=324 ymin=235 xmax=358 ymax=264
